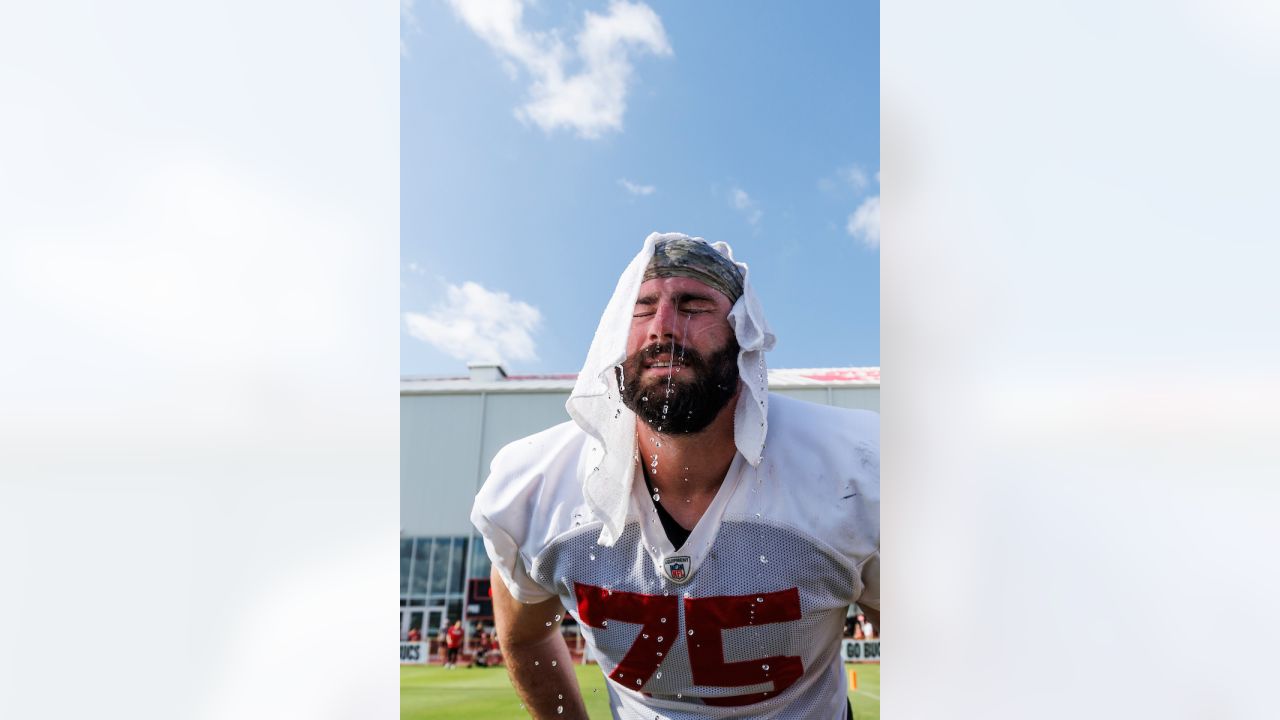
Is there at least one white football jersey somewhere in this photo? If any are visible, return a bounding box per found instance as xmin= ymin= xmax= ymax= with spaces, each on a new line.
xmin=471 ymin=393 xmax=879 ymax=719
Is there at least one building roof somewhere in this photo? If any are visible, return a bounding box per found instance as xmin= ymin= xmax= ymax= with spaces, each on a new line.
xmin=401 ymin=367 xmax=879 ymax=395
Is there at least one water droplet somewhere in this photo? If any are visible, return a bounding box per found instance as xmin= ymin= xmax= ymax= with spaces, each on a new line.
xmin=760 ymin=555 xmax=768 ymax=563
xmin=762 ymin=663 xmax=770 ymax=671
xmin=635 ymin=678 xmax=642 ymax=686
xmin=756 ymin=597 xmax=764 ymax=603
xmin=534 ymin=661 xmax=540 ymax=666
xmin=656 ymin=671 xmax=663 ymax=679
xmin=687 ymin=629 xmax=694 ymax=636
xmin=652 ymin=493 xmax=660 ymax=502
xmin=545 ymin=621 xmax=552 ymax=627
xmin=602 ymin=620 xmax=608 ymax=627
xmin=643 ymin=633 xmax=649 ymax=639
xmin=552 ymin=660 xmax=558 ymax=667
xmin=557 ymin=706 xmax=563 ymax=714
xmin=656 ymin=636 xmax=663 ymax=643
xmin=641 ymin=396 xmax=648 ymax=401
xmin=590 ymin=553 xmax=596 ymax=561
xmin=677 ymin=693 xmax=683 ymax=699
xmin=554 ymin=614 xmax=561 ymax=621
xmin=660 ymin=617 xmax=667 ymax=623
xmin=558 ymin=694 xmax=563 ymax=699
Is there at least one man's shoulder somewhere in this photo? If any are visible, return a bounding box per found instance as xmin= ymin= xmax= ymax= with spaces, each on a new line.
xmin=757 ymin=394 xmax=879 ymax=571
xmin=473 ymin=420 xmax=593 ymax=572
xmin=766 ymin=392 xmax=879 ymax=443
xmin=489 ymin=420 xmax=590 ymax=475
xmin=762 ymin=393 xmax=879 ymax=501
xmin=477 ymin=420 xmax=591 ymax=517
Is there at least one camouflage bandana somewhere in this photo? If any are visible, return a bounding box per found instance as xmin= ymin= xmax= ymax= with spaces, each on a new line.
xmin=642 ymin=237 xmax=744 ymax=304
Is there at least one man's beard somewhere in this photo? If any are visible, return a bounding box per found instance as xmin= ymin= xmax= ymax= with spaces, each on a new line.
xmin=618 ymin=338 xmax=740 ymax=434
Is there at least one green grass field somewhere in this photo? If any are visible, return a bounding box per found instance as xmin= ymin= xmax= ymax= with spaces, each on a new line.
xmin=401 ymin=663 xmax=879 ymax=719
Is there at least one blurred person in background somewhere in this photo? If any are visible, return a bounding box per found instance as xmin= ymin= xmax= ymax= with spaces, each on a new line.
xmin=443 ymin=619 xmax=464 ymax=668
xmin=856 ymin=612 xmax=874 ymax=640
xmin=469 ymin=623 xmax=497 ymax=668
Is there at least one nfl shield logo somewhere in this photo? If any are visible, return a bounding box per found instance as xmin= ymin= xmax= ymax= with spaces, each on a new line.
xmin=663 ymin=555 xmax=692 ymax=584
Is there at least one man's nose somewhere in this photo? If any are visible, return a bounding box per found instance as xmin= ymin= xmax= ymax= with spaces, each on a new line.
xmin=646 ymin=300 xmax=681 ymax=343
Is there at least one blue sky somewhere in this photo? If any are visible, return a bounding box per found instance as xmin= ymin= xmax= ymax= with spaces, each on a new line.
xmin=401 ymin=0 xmax=879 ymax=376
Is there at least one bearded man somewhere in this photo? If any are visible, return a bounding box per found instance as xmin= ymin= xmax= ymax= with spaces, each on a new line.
xmin=471 ymin=233 xmax=879 ymax=719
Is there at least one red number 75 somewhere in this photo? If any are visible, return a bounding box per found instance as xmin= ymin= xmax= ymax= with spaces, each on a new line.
xmin=574 ymin=583 xmax=803 ymax=706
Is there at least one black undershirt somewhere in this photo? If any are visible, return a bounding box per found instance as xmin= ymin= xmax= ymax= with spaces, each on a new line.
xmin=641 ymin=464 xmax=692 ymax=549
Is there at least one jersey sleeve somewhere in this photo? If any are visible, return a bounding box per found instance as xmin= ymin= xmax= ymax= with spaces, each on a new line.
xmin=470 ymin=442 xmax=558 ymax=605
xmin=848 ymin=410 xmax=880 ymax=611
xmin=857 ymin=549 xmax=880 ymax=611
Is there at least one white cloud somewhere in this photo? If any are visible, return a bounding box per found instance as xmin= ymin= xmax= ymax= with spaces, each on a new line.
xmin=400 ymin=0 xmax=419 ymax=58
xmin=730 ymin=187 xmax=762 ymax=226
xmin=618 ymin=178 xmax=655 ymax=196
xmin=847 ymin=195 xmax=880 ymax=248
xmin=819 ymin=163 xmax=871 ymax=196
xmin=404 ymin=281 xmax=542 ymax=364
xmin=445 ymin=0 xmax=672 ymax=139
xmin=841 ymin=165 xmax=870 ymax=192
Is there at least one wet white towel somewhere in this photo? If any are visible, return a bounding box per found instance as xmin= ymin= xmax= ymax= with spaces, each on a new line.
xmin=565 ymin=231 xmax=776 ymax=546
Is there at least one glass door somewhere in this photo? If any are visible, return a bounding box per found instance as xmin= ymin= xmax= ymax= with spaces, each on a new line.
xmin=400 ymin=608 xmax=426 ymax=641
xmin=425 ymin=607 xmax=444 ymax=637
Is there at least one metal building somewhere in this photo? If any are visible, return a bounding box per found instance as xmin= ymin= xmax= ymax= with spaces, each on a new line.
xmin=400 ymin=362 xmax=880 ymax=643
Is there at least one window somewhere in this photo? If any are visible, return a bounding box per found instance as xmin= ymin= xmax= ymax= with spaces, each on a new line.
xmin=411 ymin=538 xmax=432 ymax=596
xmin=449 ymin=537 xmax=466 ymax=595
xmin=401 ymin=535 xmax=485 ymax=606
xmin=429 ymin=537 xmax=451 ymax=594
xmin=400 ymin=538 xmax=413 ymax=595
xmin=469 ymin=534 xmax=492 ymax=581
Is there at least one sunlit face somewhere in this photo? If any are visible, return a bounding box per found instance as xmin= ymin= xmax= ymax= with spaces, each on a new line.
xmin=619 ymin=276 xmax=740 ymax=434
xmin=627 ymin=277 xmax=735 ymax=368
